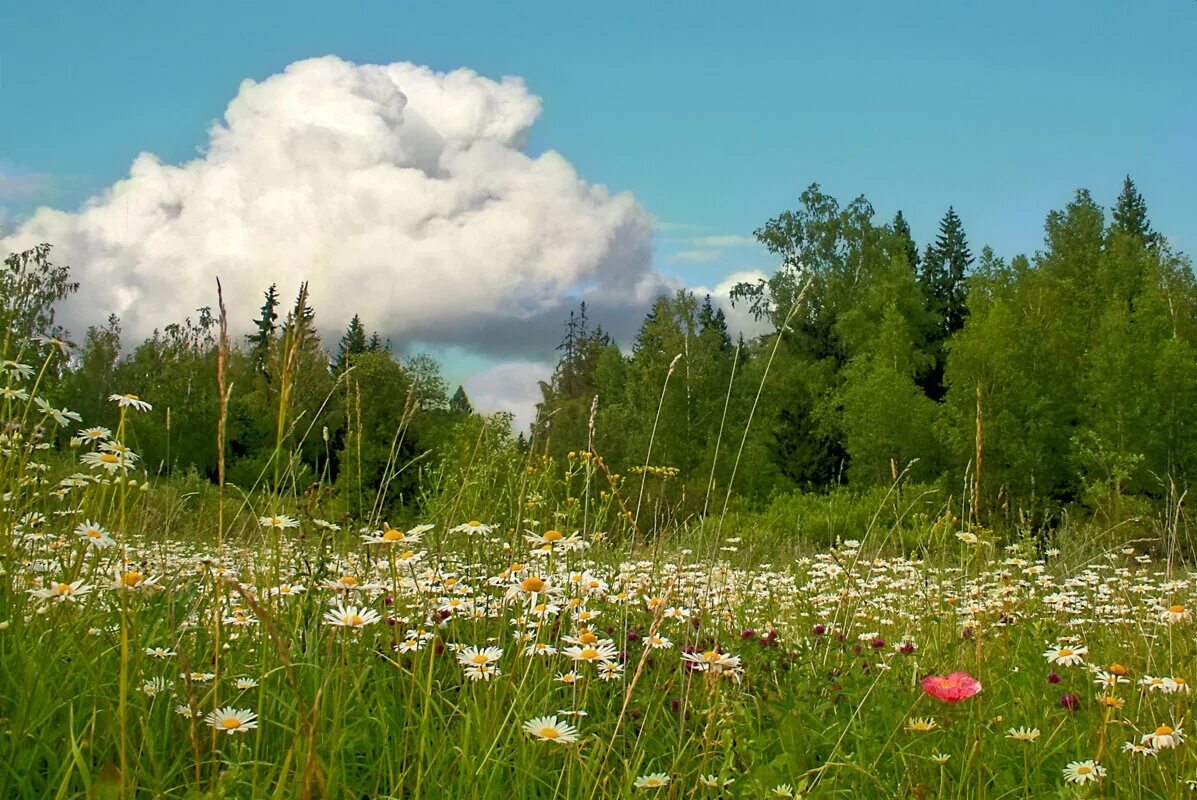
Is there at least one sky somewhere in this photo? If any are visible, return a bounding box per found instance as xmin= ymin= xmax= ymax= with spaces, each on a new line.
xmin=1 ymin=1 xmax=1194 ymax=429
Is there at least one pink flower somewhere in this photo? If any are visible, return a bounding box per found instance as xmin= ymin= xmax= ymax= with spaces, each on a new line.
xmin=921 ymin=672 xmax=982 ymax=703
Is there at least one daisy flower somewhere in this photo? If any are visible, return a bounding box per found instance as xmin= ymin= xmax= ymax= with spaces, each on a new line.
xmin=1006 ymin=727 xmax=1041 ymax=742
xmin=1043 ymin=644 xmax=1087 ymax=667
xmin=323 ymin=604 xmax=382 ymax=629
xmin=457 ymin=646 xmax=503 ymax=668
xmin=1142 ymin=724 xmax=1184 ymax=749
xmin=1166 ymin=604 xmax=1190 ymax=623
xmin=145 ymin=647 xmax=176 ymax=658
xmin=267 ymin=583 xmax=305 ymax=598
xmin=464 ymin=663 xmax=501 ymax=681
xmin=1062 ymin=760 xmax=1105 ymax=784
xmin=111 ymin=569 xmax=159 ymax=591
xmin=234 ymin=678 xmax=259 ymax=690
xmin=563 ymin=642 xmax=619 ymax=664
xmin=1123 ymin=741 xmax=1158 ymax=757
xmin=258 ymin=515 xmax=299 ymax=530
xmin=81 ymin=450 xmax=133 ymax=474
xmin=450 ymin=520 xmax=494 ymax=535
xmin=204 ymin=707 xmax=258 ymax=735
xmin=29 ymin=579 xmax=90 ymax=603
xmin=906 ymin=717 xmax=939 ymax=732
xmin=634 ymin=773 xmax=670 ymax=789
xmin=74 ymin=520 xmax=116 ymax=550
xmin=522 ymin=715 xmax=580 ymax=744
xmin=681 ymin=649 xmax=743 ymax=677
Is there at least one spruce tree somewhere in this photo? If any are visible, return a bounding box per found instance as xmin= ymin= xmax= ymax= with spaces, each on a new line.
xmin=918 ymin=208 xmax=974 ymax=401
xmin=450 ymin=385 xmax=474 ymax=415
xmin=1111 ymin=175 xmax=1155 ymax=246
xmin=336 ymin=314 xmax=368 ymax=373
xmin=247 ymin=283 xmax=279 ymax=378
xmin=892 ymin=210 xmax=919 ymax=270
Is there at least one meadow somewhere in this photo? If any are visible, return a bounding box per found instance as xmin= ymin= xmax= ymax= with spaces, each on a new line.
xmin=2 ymin=338 xmax=1196 ymax=800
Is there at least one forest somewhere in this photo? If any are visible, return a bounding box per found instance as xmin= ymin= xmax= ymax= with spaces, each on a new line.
xmin=4 ymin=176 xmax=1193 ymax=536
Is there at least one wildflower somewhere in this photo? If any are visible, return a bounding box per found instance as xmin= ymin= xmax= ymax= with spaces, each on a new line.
xmin=109 ymin=393 xmax=152 ymax=412
xmin=697 ymin=775 xmax=734 ymax=788
xmin=457 ymin=646 xmax=503 ymax=668
xmin=1006 ymin=727 xmax=1041 ymax=742
xmin=75 ymin=426 xmax=111 ymax=443
xmin=930 ymin=753 xmax=951 ymax=764
xmin=906 ymin=717 xmax=939 ymax=732
xmin=183 ymin=672 xmax=216 ymax=683
xmin=323 ymin=604 xmax=382 ymax=629
xmin=175 ymin=704 xmax=200 ymax=718
xmin=1123 ymin=741 xmax=1158 ymax=757
xmin=634 ymin=773 xmax=670 ymax=789
xmin=956 ymin=531 xmax=978 ymax=544
xmin=451 ymin=520 xmax=494 ymax=535
xmin=1059 ymin=693 xmax=1081 ymax=710
xmin=258 ymin=515 xmax=299 ymax=531
xmin=29 ymin=580 xmax=90 ymax=603
xmin=74 ymin=520 xmax=116 ymax=550
xmin=81 ymin=450 xmax=133 ymax=474
xmin=522 ymin=715 xmax=580 ymax=744
xmin=267 ymin=584 xmax=305 ymax=598
xmin=234 ymin=677 xmax=259 ymax=690
xmin=311 ymin=518 xmax=341 ymax=532
xmin=1167 ymin=604 xmax=1190 ymax=623
xmin=771 ymin=785 xmax=795 ymax=798
xmin=463 ymin=663 xmax=501 ymax=681
xmin=681 ymin=649 xmax=743 ymax=678
xmin=1094 ymin=670 xmax=1130 ymax=689
xmin=145 ymin=647 xmax=176 ymax=658
xmin=111 ymin=569 xmax=159 ymax=591
xmin=1043 ymin=644 xmax=1087 ymax=667
xmin=1165 ymin=677 xmax=1190 ymax=694
xmin=921 ymin=672 xmax=982 ymax=703
xmin=646 ymin=634 xmax=673 ymax=649
xmin=1062 ymin=760 xmax=1105 ymax=785
xmin=555 ymin=671 xmax=581 ymax=685
xmin=1140 ymin=675 xmax=1168 ymax=692
xmin=597 ymin=662 xmax=625 ymax=681
xmin=1143 ymin=724 xmax=1184 ymax=749
xmin=362 ymin=523 xmax=422 ymax=545
xmin=563 ymin=642 xmax=619 ymax=664
xmin=204 ymin=707 xmax=258 ymax=734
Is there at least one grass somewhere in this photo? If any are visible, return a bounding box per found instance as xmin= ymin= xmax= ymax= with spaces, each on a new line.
xmin=2 ymin=344 xmax=1196 ymax=799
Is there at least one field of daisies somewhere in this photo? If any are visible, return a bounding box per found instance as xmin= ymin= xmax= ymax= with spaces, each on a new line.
xmin=3 ymin=354 xmax=1197 ymax=798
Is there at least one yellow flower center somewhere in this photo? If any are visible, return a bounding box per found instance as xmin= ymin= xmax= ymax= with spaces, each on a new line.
xmin=538 ymin=726 xmax=560 ymax=739
xmin=382 ymin=529 xmax=403 ymax=541
xmin=340 ymin=576 xmax=357 ymax=586
xmin=1110 ymin=663 xmax=1128 ymax=675
xmin=1171 ymin=605 xmax=1185 ymax=613
xmin=123 ymin=571 xmax=143 ymax=586
xmin=1058 ymin=648 xmax=1073 ymax=656
xmin=1156 ymin=726 xmax=1174 ymax=736
xmin=344 ymin=614 xmax=362 ymax=626
xmin=579 ymin=647 xmax=599 ymax=660
xmin=100 ymin=453 xmax=119 ymax=464
xmin=221 ymin=717 xmax=241 ymax=730
xmin=125 ymin=394 xmax=140 ymax=400
xmin=579 ymin=631 xmax=598 ymax=645
xmin=279 ymin=586 xmax=291 ymax=594
xmin=520 ymin=577 xmax=546 ymax=593
xmin=56 ymin=583 xmax=72 ymax=594
xmin=86 ymin=528 xmax=101 ymax=538
xmin=399 ymin=550 xmax=415 ymax=560
xmin=1176 ymin=678 xmax=1187 ymax=685
xmin=1076 ymin=766 xmax=1091 ymax=775
xmin=543 ymin=530 xmax=563 ymax=541
xmin=468 ymin=520 xmax=481 ymax=527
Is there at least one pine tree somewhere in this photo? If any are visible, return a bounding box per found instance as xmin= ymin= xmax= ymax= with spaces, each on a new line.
xmin=367 ymin=332 xmax=383 ymax=351
xmin=921 ymin=207 xmax=974 ymax=337
xmin=892 ymin=210 xmax=919 ymax=270
xmin=698 ymin=295 xmax=732 ymax=352
xmin=450 ymin=385 xmax=474 ymax=415
xmin=1111 ymin=175 xmax=1155 ymax=247
xmin=247 ymin=283 xmax=279 ymax=378
xmin=335 ymin=314 xmax=368 ymax=373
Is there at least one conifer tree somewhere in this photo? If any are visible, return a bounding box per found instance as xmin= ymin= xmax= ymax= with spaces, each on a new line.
xmin=335 ymin=314 xmax=368 ymax=373
xmin=247 ymin=283 xmax=279 ymax=378
xmin=1111 ymin=175 xmax=1155 ymax=247
xmin=892 ymin=210 xmax=919 ymax=270
xmin=450 ymin=385 xmax=474 ymax=415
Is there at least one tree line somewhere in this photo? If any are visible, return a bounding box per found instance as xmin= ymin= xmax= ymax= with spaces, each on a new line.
xmin=2 ymin=176 xmax=1192 ymax=528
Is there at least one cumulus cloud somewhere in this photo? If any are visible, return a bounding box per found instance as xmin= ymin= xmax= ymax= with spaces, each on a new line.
xmin=462 ymin=360 xmax=552 ymax=434
xmin=692 ymin=269 xmax=774 ymax=341
xmin=1 ymin=57 xmax=664 ymax=354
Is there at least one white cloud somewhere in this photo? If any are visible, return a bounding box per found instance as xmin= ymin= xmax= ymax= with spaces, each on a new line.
xmin=689 ymin=234 xmax=756 ymax=247
xmin=692 ymin=269 xmax=774 ymax=341
xmin=1 ymin=57 xmax=663 ymax=354
xmin=462 ymin=360 xmax=551 ymax=434
xmin=670 ymin=249 xmax=723 ymax=263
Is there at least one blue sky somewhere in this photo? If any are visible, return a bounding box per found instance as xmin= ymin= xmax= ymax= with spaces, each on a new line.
xmin=1 ymin=1 xmax=1194 ymax=426
xmin=4 ymin=2 xmax=1194 ymax=261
